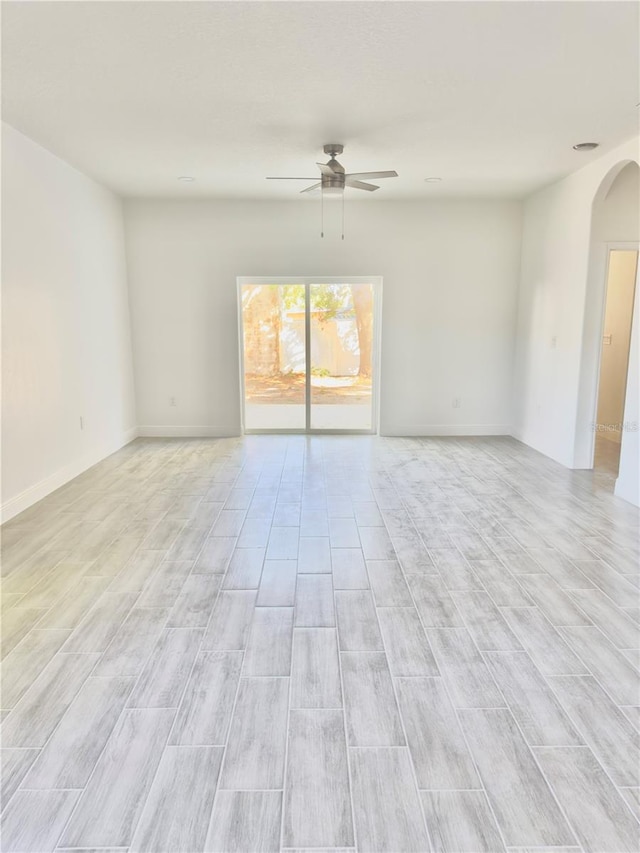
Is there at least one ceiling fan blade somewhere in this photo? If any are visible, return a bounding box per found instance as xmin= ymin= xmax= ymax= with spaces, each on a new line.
xmin=345 ymin=170 xmax=398 ymax=180
xmin=266 ymin=177 xmax=317 ymax=180
xmin=345 ymin=179 xmax=379 ymax=192
xmin=316 ymin=163 xmax=337 ymax=177
xmin=300 ymin=182 xmax=321 ymax=194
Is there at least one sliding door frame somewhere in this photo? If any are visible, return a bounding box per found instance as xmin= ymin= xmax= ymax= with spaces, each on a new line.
xmin=237 ymin=276 xmax=382 ymax=435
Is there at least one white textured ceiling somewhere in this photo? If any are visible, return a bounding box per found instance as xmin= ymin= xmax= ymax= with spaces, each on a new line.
xmin=2 ymin=1 xmax=639 ymax=199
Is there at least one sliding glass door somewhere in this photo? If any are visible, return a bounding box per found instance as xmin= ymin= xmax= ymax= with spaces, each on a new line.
xmin=238 ymin=277 xmax=380 ymax=433
xmin=309 ymin=282 xmax=374 ymax=430
xmin=239 ymin=283 xmax=306 ymax=430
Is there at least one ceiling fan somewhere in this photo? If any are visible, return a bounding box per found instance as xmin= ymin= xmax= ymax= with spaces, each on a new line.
xmin=266 ymin=143 xmax=398 ymax=194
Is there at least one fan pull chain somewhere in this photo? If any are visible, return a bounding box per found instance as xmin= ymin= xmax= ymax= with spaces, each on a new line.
xmin=341 ymin=191 xmax=345 ymax=240
xmin=320 ymin=189 xmax=324 ymax=238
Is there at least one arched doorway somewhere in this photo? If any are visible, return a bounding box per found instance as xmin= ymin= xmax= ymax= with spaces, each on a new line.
xmin=574 ymin=160 xmax=639 ymax=502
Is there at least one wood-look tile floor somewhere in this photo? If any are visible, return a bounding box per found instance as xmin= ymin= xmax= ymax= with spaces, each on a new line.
xmin=1 ymin=435 xmax=639 ymax=852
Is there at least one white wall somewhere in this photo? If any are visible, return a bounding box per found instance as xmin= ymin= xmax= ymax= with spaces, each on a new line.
xmin=1 ymin=123 xmax=137 ymax=520
xmin=513 ymin=140 xmax=637 ymax=462
xmin=513 ymin=137 xmax=640 ymax=504
xmin=123 ymin=198 xmax=522 ymax=437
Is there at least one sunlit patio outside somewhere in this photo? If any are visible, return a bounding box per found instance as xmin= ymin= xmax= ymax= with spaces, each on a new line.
xmin=241 ymin=283 xmax=374 ymax=429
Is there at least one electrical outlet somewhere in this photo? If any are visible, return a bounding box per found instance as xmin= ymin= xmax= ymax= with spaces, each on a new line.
xmin=452 ymin=397 xmax=462 ymax=409
xmin=169 ymin=396 xmax=177 ymax=407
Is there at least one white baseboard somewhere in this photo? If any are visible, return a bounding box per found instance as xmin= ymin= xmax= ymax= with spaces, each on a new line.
xmin=380 ymin=424 xmax=512 ymax=437
xmin=1 ymin=426 xmax=139 ymax=524
xmin=137 ymin=425 xmax=240 ymax=438
xmin=143 ymin=425 xmax=511 ymax=438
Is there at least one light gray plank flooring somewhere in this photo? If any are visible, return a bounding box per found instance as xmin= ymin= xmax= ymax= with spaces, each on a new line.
xmin=1 ymin=652 xmax=100 ymax=747
xmin=1 ymin=627 xmax=71 ymax=709
xmin=223 ymin=547 xmax=266 ymax=589
xmin=426 ymin=627 xmax=505 ymax=709
xmin=194 ymin=536 xmax=236 ymax=572
xmin=295 ymin=574 xmax=334 ymax=627
xmin=290 ymin=627 xmax=342 ymax=709
xmin=501 ymin=606 xmax=590 ymax=675
xmin=366 ymin=560 xmax=413 ymax=606
xmin=395 ymin=677 xmax=480 ymax=789
xmin=469 ymin=558 xmax=533 ymax=606
xmin=205 ymin=790 xmax=282 ymax=852
xmin=219 ymin=676 xmax=289 ymax=790
xmin=329 ymin=518 xmax=361 ymax=549
xmin=569 ymin=587 xmax=640 ymax=648
xmin=335 ymin=590 xmax=383 ymax=651
xmin=127 ymin=627 xmax=203 ymax=708
xmin=167 ymin=574 xmax=221 ymax=627
xmin=257 ymin=560 xmax=297 ymax=605
xmin=547 ymin=674 xmax=640 ymax=786
xmin=0 ymin=747 xmax=40 ymax=806
xmin=458 ymin=708 xmax=577 ymax=847
xmin=60 ymin=591 xmax=138 ymax=653
xmin=2 ymin=434 xmax=638 ymax=851
xmin=59 ymin=708 xmax=175 ymax=848
xmin=170 ymin=650 xmax=243 ymax=745
xmin=350 ymin=747 xmax=431 ymax=852
xmin=94 ymin=606 xmax=169 ymax=676
xmin=129 ymin=745 xmax=223 ymax=852
xmin=136 ymin=560 xmax=193 ymax=608
xmin=450 ymin=590 xmax=523 ymax=651
xmin=283 ymin=710 xmax=354 ymax=849
xmin=421 ymin=790 xmax=506 ymax=852
xmin=484 ymin=651 xmax=583 ymax=746
xmin=35 ymin=575 xmax=111 ymax=629
xmin=243 ymin=606 xmax=294 ymax=676
xmin=298 ymin=536 xmax=332 ymax=573
xmin=341 ymin=652 xmax=405 ymax=747
xmin=407 ymin=574 xmax=464 ymax=627
xmin=22 ymin=675 xmax=133 ymax=788
xmin=535 ymin=746 xmax=640 ymax=853
xmin=1 ymin=789 xmax=80 ymax=853
xmin=377 ymin=606 xmax=439 ymax=676
xmin=516 ymin=574 xmax=593 ymax=626
xmin=202 ymin=589 xmax=257 ymax=649
xmin=331 ymin=548 xmax=369 ymax=589
xmin=558 ymin=624 xmax=640 ymax=705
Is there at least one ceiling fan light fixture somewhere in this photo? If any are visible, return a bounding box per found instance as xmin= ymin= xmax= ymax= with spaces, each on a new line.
xmin=177 ymin=175 xmax=195 ymax=182
xmin=572 ymin=142 xmax=599 ymax=151
xmin=424 ymin=177 xmax=442 ymax=182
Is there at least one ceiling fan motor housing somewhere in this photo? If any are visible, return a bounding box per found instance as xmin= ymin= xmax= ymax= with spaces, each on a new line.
xmin=323 ymin=167 xmax=345 ymax=193
xmin=323 ymin=148 xmax=346 ymax=192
